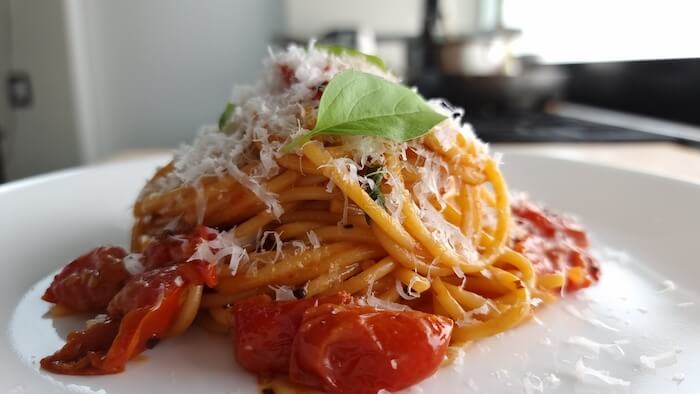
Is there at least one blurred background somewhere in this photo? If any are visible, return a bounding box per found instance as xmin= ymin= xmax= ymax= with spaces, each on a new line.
xmin=1 ymin=0 xmax=700 ymax=182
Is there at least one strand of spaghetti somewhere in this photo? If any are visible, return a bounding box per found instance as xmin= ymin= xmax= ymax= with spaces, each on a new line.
xmin=479 ymin=230 xmax=495 ymax=248
xmin=327 ymin=257 xmax=396 ymax=295
xmin=461 ymin=184 xmax=482 ymax=246
xmin=139 ymin=163 xmax=256 ymax=217
xmin=278 ymin=186 xmax=339 ymax=202
xmin=298 ymin=200 xmax=331 ymax=210
xmin=457 ymin=186 xmax=474 ymax=237
xmin=200 ymin=288 xmax=262 ymax=308
xmin=371 ymin=223 xmax=452 ymax=276
xmin=198 ymin=312 xmax=229 ymax=335
xmin=203 ymin=170 xmax=301 ymax=225
xmin=433 ymin=197 xmax=462 ymax=227
xmin=280 ymin=210 xmax=342 ymax=224
xmin=452 ymin=287 xmax=531 ymax=342
xmin=480 ymin=159 xmax=510 ymax=262
xmin=442 ymin=282 xmax=488 ymax=310
xmin=488 ymin=266 xmax=525 ymax=291
xmin=276 ymin=221 xmax=326 ymax=240
xmin=302 ymin=141 xmax=416 ymax=251
xmin=423 ymin=134 xmax=486 ymax=185
xmin=167 ymin=285 xmax=203 ymax=336
xmin=137 ymin=174 xmax=236 ymax=216
xmin=305 ymin=262 xmax=363 ymax=297
xmin=378 ymin=286 xmax=401 ymax=302
xmin=306 ymin=225 xmax=381 ymax=245
xmin=295 ymin=175 xmax=328 ymax=186
xmin=393 ymin=267 xmax=431 ymax=293
xmin=461 ymin=276 xmax=510 ymax=297
xmin=328 ymin=197 xmax=346 ymax=214
xmin=537 ymin=272 xmax=566 ymax=290
xmin=216 ymin=243 xmax=353 ymax=293
xmin=432 ymin=277 xmax=466 ymax=321
xmin=401 ymin=192 xmax=483 ymax=272
xmin=480 ymin=185 xmax=496 ymax=207
xmin=492 ymin=249 xmax=535 ymax=288
xmin=208 ymin=306 xmax=232 ymax=327
xmin=277 ymin=154 xmax=323 ymax=175
xmin=217 ymin=243 xmax=385 ymax=294
xmin=233 ymin=202 xmax=299 ymax=239
xmin=531 ymin=289 xmax=558 ymax=305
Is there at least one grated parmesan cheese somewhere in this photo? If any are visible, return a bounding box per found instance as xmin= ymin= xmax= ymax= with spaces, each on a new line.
xmin=522 ymin=373 xmax=544 ymax=394
xmin=574 ymin=359 xmax=631 ymax=388
xmin=122 ymin=253 xmax=145 ymax=275
xmin=658 ymin=279 xmax=676 ymax=293
xmin=564 ymin=305 xmax=620 ymax=332
xmin=672 ymin=373 xmax=685 ymax=385
xmin=358 ymin=295 xmax=411 ymax=311
xmin=306 ymin=230 xmax=321 ymax=249
xmin=395 ymin=278 xmax=419 ymax=300
xmin=639 ymin=351 xmax=677 ymax=369
xmin=566 ymin=336 xmax=625 ymax=359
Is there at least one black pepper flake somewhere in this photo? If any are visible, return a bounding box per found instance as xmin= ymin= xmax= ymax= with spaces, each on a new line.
xmin=145 ymin=335 xmax=160 ymax=349
xmin=343 ymin=223 xmax=354 ymax=229
xmin=293 ymin=287 xmax=307 ymax=299
xmin=261 ymin=388 xmax=275 ymax=394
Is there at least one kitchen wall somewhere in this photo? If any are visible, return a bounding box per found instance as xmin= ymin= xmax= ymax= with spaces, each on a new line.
xmin=4 ymin=0 xmax=81 ymax=180
xmin=70 ymin=0 xmax=284 ymax=161
xmin=3 ymin=0 xmax=284 ymax=180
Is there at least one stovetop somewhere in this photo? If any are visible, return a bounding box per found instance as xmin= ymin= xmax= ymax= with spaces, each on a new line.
xmin=468 ymin=112 xmax=676 ymax=143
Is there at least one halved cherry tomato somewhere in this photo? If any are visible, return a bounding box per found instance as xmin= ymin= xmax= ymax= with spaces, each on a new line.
xmin=42 ymin=246 xmax=129 ymax=312
xmin=289 ymin=304 xmax=453 ymax=394
xmin=41 ymin=260 xmax=217 ymax=375
xmin=231 ymin=293 xmax=353 ymax=375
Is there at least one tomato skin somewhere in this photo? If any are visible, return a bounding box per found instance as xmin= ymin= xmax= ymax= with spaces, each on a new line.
xmin=289 ymin=304 xmax=454 ymax=394
xmin=231 ymin=293 xmax=353 ymax=375
xmin=42 ymin=246 xmax=129 ymax=312
xmin=141 ymin=225 xmax=217 ymax=271
xmin=41 ymin=260 xmax=217 ymax=375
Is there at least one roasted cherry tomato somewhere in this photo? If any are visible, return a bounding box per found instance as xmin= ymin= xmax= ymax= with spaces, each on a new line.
xmin=141 ymin=225 xmax=217 ymax=271
xmin=289 ymin=304 xmax=453 ymax=394
xmin=231 ymin=293 xmax=353 ymax=375
xmin=512 ymin=199 xmax=600 ymax=291
xmin=42 ymin=246 xmax=129 ymax=312
xmin=41 ymin=260 xmax=217 ymax=375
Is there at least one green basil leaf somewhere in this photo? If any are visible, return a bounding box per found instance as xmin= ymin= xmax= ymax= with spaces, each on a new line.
xmin=316 ymin=44 xmax=387 ymax=71
xmin=366 ymin=167 xmax=385 ymax=207
xmin=218 ymin=102 xmax=235 ymax=131
xmin=283 ymin=70 xmax=446 ymax=152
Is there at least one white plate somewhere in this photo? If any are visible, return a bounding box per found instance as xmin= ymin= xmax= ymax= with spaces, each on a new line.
xmin=2 ymin=153 xmax=699 ymax=394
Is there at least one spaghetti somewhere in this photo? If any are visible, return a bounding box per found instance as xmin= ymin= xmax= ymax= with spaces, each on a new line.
xmin=38 ymin=44 xmax=600 ymax=393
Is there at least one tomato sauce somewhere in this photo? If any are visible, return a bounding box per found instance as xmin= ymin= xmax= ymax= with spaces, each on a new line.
xmin=511 ymin=198 xmax=601 ymax=291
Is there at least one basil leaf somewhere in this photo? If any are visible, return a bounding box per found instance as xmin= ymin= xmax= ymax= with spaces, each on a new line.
xmin=366 ymin=167 xmax=385 ymax=207
xmin=364 ymin=167 xmax=385 ymax=224
xmin=316 ymin=44 xmax=387 ymax=71
xmin=218 ymin=102 xmax=235 ymax=131
xmin=283 ymin=70 xmax=446 ymax=152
